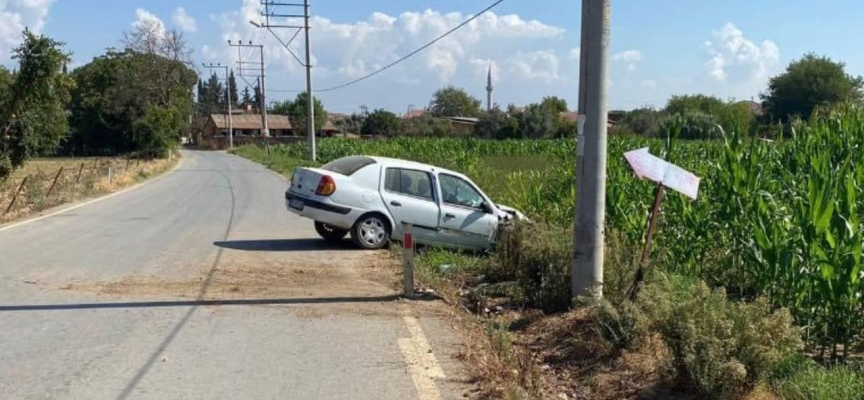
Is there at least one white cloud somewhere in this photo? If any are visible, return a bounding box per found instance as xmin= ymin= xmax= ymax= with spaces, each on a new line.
xmin=172 ymin=7 xmax=197 ymax=33
xmin=0 ymin=0 xmax=55 ymax=62
xmin=508 ymin=50 xmax=564 ymax=84
xmin=704 ymin=23 xmax=779 ymax=82
xmin=208 ymin=6 xmax=566 ymax=84
xmin=569 ymin=47 xmax=580 ymax=61
xmin=613 ymin=49 xmax=642 ymax=71
xmin=133 ymin=8 xmax=166 ymax=36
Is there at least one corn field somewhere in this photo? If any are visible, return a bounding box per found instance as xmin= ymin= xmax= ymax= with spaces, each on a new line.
xmin=256 ymin=108 xmax=864 ymax=357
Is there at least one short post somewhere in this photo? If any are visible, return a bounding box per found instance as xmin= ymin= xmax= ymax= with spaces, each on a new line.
xmin=75 ymin=163 xmax=85 ymax=184
xmin=4 ymin=176 xmax=28 ymax=215
xmin=46 ymin=167 xmax=64 ymax=198
xmin=92 ymin=159 xmax=98 ymax=171
xmin=108 ymin=167 xmax=113 ymax=185
xmin=402 ymin=222 xmax=415 ymax=298
xmin=628 ymin=183 xmax=666 ymax=300
xmin=125 ymin=158 xmax=131 ymax=171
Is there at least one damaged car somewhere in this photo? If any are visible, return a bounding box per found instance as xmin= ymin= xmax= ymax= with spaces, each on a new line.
xmin=285 ymin=155 xmax=529 ymax=250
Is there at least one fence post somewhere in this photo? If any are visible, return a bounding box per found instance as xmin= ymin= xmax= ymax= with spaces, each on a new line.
xmin=108 ymin=167 xmax=113 ymax=185
xmin=4 ymin=176 xmax=28 ymax=215
xmin=402 ymin=222 xmax=415 ymax=298
xmin=125 ymin=158 xmax=131 ymax=171
xmin=75 ymin=163 xmax=85 ymax=184
xmin=46 ymin=167 xmax=64 ymax=198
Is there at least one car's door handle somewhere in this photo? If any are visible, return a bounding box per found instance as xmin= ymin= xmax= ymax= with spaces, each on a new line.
xmin=390 ymin=201 xmax=402 ymax=207
xmin=444 ymin=213 xmax=456 ymax=220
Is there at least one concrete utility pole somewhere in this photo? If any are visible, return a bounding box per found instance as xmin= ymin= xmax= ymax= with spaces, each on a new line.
xmin=303 ymin=0 xmax=316 ymax=162
xmin=251 ymin=0 xmax=317 ymax=162
xmin=203 ymin=63 xmax=233 ymax=150
xmin=228 ymin=41 xmax=267 ymax=140
xmin=572 ymin=0 xmax=610 ymax=300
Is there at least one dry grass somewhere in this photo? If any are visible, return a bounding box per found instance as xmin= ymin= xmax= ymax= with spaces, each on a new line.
xmin=0 ymin=154 xmax=178 ymax=223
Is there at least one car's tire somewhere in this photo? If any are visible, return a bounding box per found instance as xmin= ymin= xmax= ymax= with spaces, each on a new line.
xmin=350 ymin=213 xmax=391 ymax=250
xmin=314 ymin=221 xmax=349 ymax=242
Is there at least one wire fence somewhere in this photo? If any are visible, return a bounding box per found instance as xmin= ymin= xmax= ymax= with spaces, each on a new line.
xmin=0 ymin=157 xmax=151 ymax=222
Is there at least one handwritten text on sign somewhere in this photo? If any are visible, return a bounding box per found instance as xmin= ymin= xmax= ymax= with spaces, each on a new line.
xmin=623 ymin=148 xmax=701 ymax=200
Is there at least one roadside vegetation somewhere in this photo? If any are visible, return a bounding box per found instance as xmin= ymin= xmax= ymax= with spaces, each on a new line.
xmin=0 ymin=23 xmax=193 ymax=223
xmin=235 ymin=101 xmax=864 ymax=398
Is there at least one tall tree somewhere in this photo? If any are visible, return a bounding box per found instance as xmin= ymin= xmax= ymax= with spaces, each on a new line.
xmin=361 ymin=109 xmax=400 ymax=136
xmin=68 ymin=23 xmax=197 ymax=156
xmin=225 ymin=70 xmax=238 ymax=108
xmin=762 ymin=53 xmax=864 ymax=122
xmin=241 ymin=86 xmax=252 ymax=105
xmin=0 ymin=30 xmax=71 ymax=179
xmin=429 ymin=86 xmax=482 ymax=117
xmin=271 ymin=92 xmax=327 ymax=136
xmin=540 ymin=96 xmax=568 ymax=113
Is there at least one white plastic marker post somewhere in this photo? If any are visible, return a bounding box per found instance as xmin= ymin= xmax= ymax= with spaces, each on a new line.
xmin=402 ymin=222 xmax=415 ymax=298
xmin=623 ymin=147 xmax=701 ymax=299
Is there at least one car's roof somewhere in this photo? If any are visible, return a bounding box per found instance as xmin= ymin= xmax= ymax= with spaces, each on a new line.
xmin=366 ymin=156 xmax=459 ymax=175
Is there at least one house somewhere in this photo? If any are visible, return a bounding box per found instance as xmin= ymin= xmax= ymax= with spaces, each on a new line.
xmin=403 ymin=109 xmax=427 ymax=119
xmin=203 ymin=114 xmax=293 ymax=137
xmin=203 ymin=114 xmax=339 ymax=137
xmin=444 ymin=117 xmax=479 ymax=135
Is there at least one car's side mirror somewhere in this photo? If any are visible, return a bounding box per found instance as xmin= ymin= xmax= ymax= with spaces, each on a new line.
xmin=481 ymin=201 xmax=493 ymax=214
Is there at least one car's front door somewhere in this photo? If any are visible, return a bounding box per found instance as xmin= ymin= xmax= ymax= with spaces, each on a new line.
xmin=436 ymin=173 xmax=498 ymax=249
xmin=379 ymin=167 xmax=441 ymax=243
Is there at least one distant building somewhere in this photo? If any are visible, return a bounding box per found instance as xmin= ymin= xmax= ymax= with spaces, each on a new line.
xmin=203 ymin=114 xmax=338 ymax=138
xmin=403 ymin=109 xmax=427 ymax=119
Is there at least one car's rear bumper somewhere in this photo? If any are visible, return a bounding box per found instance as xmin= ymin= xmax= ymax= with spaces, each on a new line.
xmin=285 ymin=191 xmax=356 ymax=230
xmin=285 ymin=192 xmax=351 ymax=215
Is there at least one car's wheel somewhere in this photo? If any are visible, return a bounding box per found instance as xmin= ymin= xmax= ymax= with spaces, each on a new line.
xmin=351 ymin=214 xmax=391 ymax=250
xmin=314 ymin=221 xmax=348 ymax=242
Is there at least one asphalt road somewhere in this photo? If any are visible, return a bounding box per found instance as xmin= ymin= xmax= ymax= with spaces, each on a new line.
xmin=0 ymin=150 xmax=469 ymax=400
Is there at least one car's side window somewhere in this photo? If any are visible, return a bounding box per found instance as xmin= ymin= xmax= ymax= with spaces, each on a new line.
xmin=439 ymin=174 xmax=484 ymax=209
xmin=384 ymin=168 xmax=434 ymax=201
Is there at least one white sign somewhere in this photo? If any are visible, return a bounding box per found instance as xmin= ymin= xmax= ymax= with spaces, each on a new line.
xmin=624 ymin=147 xmax=701 ymax=200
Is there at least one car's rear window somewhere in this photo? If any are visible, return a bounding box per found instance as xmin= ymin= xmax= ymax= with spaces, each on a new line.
xmin=322 ymin=156 xmax=377 ymax=176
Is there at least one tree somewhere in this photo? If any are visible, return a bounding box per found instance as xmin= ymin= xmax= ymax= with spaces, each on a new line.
xmin=0 ymin=30 xmax=71 ymax=179
xmin=665 ymin=94 xmax=755 ymax=137
xmin=762 ymin=53 xmax=864 ymax=122
xmin=540 ymin=96 xmax=568 ymax=113
xmin=225 ymin=70 xmax=238 ymax=108
xmin=273 ymin=92 xmax=327 ymax=136
xmin=429 ymin=86 xmax=482 ymax=117
xmin=403 ymin=115 xmax=451 ymax=137
xmin=517 ymin=102 xmax=558 ymax=139
xmin=361 ymin=109 xmax=400 ymax=136
xmin=665 ymin=94 xmax=726 ymax=116
xmin=614 ymin=107 xmax=669 ymax=137
xmin=241 ymin=86 xmax=252 ymax=105
xmin=474 ymin=107 xmax=519 ymax=139
xmin=67 ymin=22 xmax=197 ymax=156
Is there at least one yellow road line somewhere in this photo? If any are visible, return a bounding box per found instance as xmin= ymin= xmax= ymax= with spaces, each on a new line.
xmin=398 ymin=311 xmax=445 ymax=400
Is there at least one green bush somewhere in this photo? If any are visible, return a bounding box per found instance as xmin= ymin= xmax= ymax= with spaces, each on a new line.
xmin=771 ymin=354 xmax=864 ymax=400
xmin=497 ymin=223 xmax=571 ymax=313
xmin=640 ymin=276 xmax=802 ymax=399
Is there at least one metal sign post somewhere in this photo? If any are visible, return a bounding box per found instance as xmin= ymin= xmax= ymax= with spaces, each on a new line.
xmin=623 ymin=147 xmax=701 ymax=299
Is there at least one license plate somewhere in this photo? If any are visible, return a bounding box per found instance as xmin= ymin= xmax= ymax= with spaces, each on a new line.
xmin=289 ymin=198 xmax=304 ymax=211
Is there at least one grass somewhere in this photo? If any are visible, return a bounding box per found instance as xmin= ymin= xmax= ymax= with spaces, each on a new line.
xmin=771 ymin=355 xmax=864 ymax=400
xmin=230 ymin=134 xmax=863 ymax=400
xmin=1 ymin=153 xmax=178 ymax=223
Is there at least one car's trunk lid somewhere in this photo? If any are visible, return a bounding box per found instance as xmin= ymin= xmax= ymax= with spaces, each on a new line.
xmin=289 ymin=167 xmax=344 ymax=197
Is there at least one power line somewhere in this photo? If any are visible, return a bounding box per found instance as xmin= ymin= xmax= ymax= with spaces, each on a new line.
xmin=267 ymin=0 xmax=507 ymax=94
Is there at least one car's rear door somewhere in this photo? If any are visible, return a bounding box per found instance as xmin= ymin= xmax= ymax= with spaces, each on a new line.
xmin=379 ymin=167 xmax=441 ymax=243
xmin=436 ymin=173 xmax=498 ymax=249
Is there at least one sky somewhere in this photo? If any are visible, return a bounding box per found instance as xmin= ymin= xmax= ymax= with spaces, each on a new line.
xmin=2 ymin=0 xmax=863 ymax=114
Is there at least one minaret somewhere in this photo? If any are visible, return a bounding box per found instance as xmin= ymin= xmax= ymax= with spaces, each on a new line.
xmin=486 ymin=63 xmax=493 ymax=113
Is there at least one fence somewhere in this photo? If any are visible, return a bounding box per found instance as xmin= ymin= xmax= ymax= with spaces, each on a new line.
xmin=0 ymin=157 xmax=146 ymax=222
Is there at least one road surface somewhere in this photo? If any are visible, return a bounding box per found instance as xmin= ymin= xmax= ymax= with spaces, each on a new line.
xmin=0 ymin=150 xmax=470 ymax=400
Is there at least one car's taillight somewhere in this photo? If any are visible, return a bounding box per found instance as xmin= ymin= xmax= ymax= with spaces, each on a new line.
xmin=315 ymin=175 xmax=336 ymax=196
